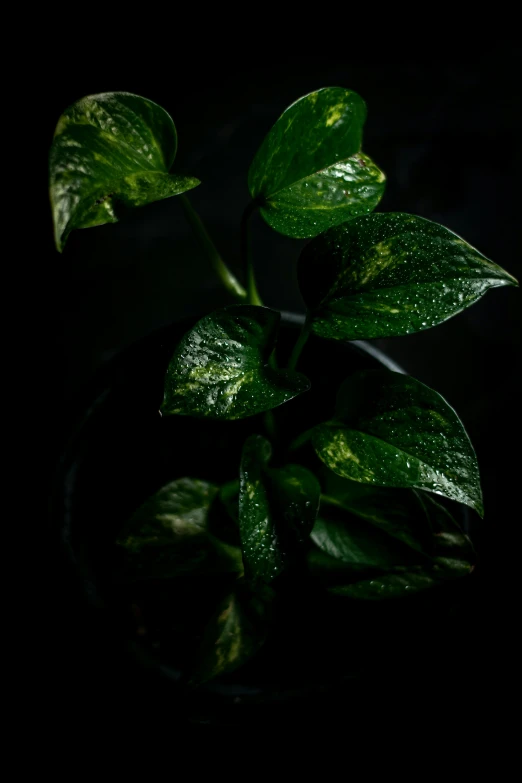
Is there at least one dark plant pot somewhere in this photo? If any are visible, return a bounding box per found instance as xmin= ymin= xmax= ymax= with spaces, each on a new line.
xmin=51 ymin=313 xmax=473 ymax=726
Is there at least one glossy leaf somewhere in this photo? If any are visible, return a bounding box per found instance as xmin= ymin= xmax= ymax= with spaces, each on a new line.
xmin=189 ymin=581 xmax=273 ymax=685
xmin=311 ymin=511 xmax=423 ymax=570
xmin=299 ymin=213 xmax=518 ymax=340
xmin=49 ymin=92 xmax=199 ymax=251
xmin=162 ymin=306 xmax=310 ymax=420
xmin=239 ymin=435 xmax=320 ymax=582
xmin=248 ymin=87 xmax=385 ymax=238
xmin=116 ymin=478 xmax=243 ymax=579
xmin=313 ymin=370 xmax=483 ymax=515
xmin=320 ymin=472 xmax=434 ymax=555
xmin=328 ymin=494 xmax=474 ymax=599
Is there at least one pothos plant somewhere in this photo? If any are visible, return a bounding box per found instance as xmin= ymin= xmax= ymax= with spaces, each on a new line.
xmin=50 ymin=87 xmax=517 ymax=686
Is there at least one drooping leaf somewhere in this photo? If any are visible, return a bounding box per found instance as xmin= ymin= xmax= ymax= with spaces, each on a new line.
xmin=49 ymin=92 xmax=200 ymax=251
xmin=248 ymin=87 xmax=385 ymax=238
xmin=189 ymin=581 xmax=273 ymax=686
xmin=298 ymin=213 xmax=518 ymax=340
xmin=161 ymin=305 xmax=310 ymax=420
xmin=116 ymin=477 xmax=243 ymax=579
xmin=313 ymin=370 xmax=483 ymax=515
xmin=239 ymin=435 xmax=320 ymax=582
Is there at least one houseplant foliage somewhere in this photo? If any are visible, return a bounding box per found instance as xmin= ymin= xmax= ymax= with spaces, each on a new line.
xmin=50 ymin=87 xmax=518 ymax=686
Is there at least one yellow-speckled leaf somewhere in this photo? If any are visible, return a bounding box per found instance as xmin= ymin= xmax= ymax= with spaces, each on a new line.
xmin=49 ymin=92 xmax=199 ymax=250
xmin=299 ymin=213 xmax=517 ymax=339
xmin=313 ymin=370 xmax=484 ymax=516
xmin=248 ymin=87 xmax=384 ymax=238
xmin=189 ymin=581 xmax=273 ymax=685
xmin=162 ymin=305 xmax=310 ymax=420
xmin=116 ymin=477 xmax=243 ymax=580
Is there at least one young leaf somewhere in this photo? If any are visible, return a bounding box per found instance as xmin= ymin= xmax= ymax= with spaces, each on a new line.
xmin=328 ymin=494 xmax=474 ymax=599
xmin=49 ymin=92 xmax=200 ymax=251
xmin=239 ymin=435 xmax=320 ymax=582
xmin=116 ymin=477 xmax=243 ymax=579
xmin=162 ymin=306 xmax=310 ymax=420
xmin=189 ymin=581 xmax=273 ymax=686
xmin=313 ymin=370 xmax=484 ymax=516
xmin=248 ymin=87 xmax=385 ymax=238
xmin=298 ymin=213 xmax=518 ymax=340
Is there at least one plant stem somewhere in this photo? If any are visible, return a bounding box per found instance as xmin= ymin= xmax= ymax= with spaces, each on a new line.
xmin=180 ymin=195 xmax=246 ymax=301
xmin=263 ymin=410 xmax=278 ymax=441
xmin=288 ymin=427 xmax=315 ymax=452
xmin=241 ymin=201 xmax=263 ymax=306
xmin=287 ymin=315 xmax=312 ymax=371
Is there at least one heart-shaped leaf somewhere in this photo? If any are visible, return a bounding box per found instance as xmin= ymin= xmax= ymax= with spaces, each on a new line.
xmin=189 ymin=581 xmax=274 ymax=686
xmin=248 ymin=87 xmax=384 ymax=238
xmin=313 ymin=370 xmax=483 ymax=515
xmin=299 ymin=213 xmax=518 ymax=340
xmin=327 ymin=494 xmax=474 ymax=599
xmin=162 ymin=306 xmax=310 ymax=420
xmin=239 ymin=435 xmax=320 ymax=582
xmin=116 ymin=477 xmax=243 ymax=579
xmin=49 ymin=92 xmax=200 ymax=251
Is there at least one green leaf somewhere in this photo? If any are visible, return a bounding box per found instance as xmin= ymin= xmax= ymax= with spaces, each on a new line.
xmin=320 ymin=473 xmax=434 ymax=555
xmin=239 ymin=435 xmax=320 ymax=582
xmin=299 ymin=212 xmax=518 ymax=340
xmin=313 ymin=370 xmax=484 ymax=515
xmin=49 ymin=92 xmax=200 ymax=251
xmin=311 ymin=512 xmax=423 ymax=570
xmin=328 ymin=494 xmax=474 ymax=600
xmin=248 ymin=87 xmax=384 ymax=238
xmin=161 ymin=305 xmax=310 ymax=420
xmin=116 ymin=477 xmax=244 ymax=579
xmin=189 ymin=581 xmax=273 ymax=686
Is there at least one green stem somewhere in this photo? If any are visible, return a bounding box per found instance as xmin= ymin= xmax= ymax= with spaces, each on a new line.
xmin=319 ymin=494 xmax=344 ymax=508
xmin=287 ymin=315 xmax=312 ymax=371
xmin=241 ymin=201 xmax=263 ymax=306
xmin=180 ymin=195 xmax=246 ymax=301
xmin=288 ymin=426 xmax=315 ymax=452
xmin=263 ymin=410 xmax=278 ymax=441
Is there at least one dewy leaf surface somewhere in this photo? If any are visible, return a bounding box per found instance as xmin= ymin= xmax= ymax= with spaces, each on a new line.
xmin=239 ymin=435 xmax=320 ymax=582
xmin=313 ymin=370 xmax=484 ymax=515
xmin=50 ymin=91 xmax=199 ymax=250
xmin=248 ymin=87 xmax=384 ymax=238
xmin=299 ymin=213 xmax=518 ymax=339
xmin=162 ymin=306 xmax=310 ymax=420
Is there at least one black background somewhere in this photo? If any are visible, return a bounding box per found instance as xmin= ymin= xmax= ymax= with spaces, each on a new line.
xmin=43 ymin=49 xmax=520 ymax=724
